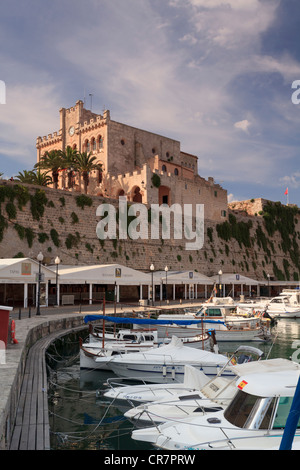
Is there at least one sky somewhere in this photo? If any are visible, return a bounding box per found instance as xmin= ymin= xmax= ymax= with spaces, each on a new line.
xmin=1 ymin=0 xmax=300 ymax=206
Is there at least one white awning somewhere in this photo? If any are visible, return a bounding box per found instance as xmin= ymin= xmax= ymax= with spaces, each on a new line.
xmin=155 ymin=270 xmax=213 ymax=284
xmin=0 ymin=258 xmax=56 ymax=283
xmin=210 ymin=273 xmax=260 ymax=285
xmin=48 ymin=263 xmax=151 ymax=285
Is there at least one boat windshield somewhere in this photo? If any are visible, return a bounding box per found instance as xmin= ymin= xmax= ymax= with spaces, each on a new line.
xmin=195 ymin=308 xmax=223 ymax=317
xmin=225 ymin=391 xmax=300 ymax=430
xmin=224 ymin=391 xmax=276 ymax=429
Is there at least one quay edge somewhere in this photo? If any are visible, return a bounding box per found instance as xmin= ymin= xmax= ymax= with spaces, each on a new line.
xmin=0 ymin=312 xmax=87 ymax=450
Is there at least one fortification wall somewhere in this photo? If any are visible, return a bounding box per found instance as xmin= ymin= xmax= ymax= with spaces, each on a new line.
xmin=0 ymin=181 xmax=299 ymax=281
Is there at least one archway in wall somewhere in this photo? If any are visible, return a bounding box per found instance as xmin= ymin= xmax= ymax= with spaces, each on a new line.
xmin=117 ymin=189 xmax=125 ymax=198
xmin=132 ymin=186 xmax=143 ymax=203
xmin=159 ymin=185 xmax=171 ymax=205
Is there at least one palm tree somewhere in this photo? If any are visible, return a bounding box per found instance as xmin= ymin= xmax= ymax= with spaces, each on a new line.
xmin=61 ymin=146 xmax=78 ymax=189
xmin=15 ymin=170 xmax=52 ymax=186
xmin=74 ymin=152 xmax=101 ymax=194
xmin=35 ymin=150 xmax=64 ymax=189
xmin=30 ymin=170 xmax=52 ymax=186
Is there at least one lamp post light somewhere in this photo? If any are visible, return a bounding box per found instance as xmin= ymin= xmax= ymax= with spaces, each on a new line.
xmin=150 ymin=263 xmax=154 ymax=306
xmin=165 ymin=266 xmax=169 ymax=302
xmin=218 ymin=269 xmax=223 ymax=297
xmin=55 ymin=256 xmax=61 ymax=306
xmin=36 ymin=252 xmax=44 ymax=316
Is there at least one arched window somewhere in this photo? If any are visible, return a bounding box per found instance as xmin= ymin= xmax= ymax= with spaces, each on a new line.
xmin=162 ymin=164 xmax=167 ymax=172
xmin=174 ymin=168 xmax=179 ymax=176
xmin=91 ymin=138 xmax=96 ymax=151
xmin=98 ymin=135 xmax=103 ymax=150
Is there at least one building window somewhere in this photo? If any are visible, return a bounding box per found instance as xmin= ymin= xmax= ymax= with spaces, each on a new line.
xmin=92 ymin=138 xmax=96 ymax=151
xmin=174 ymin=168 xmax=179 ymax=176
xmin=214 ymin=190 xmax=218 ymax=197
xmin=121 ymin=139 xmax=125 ymax=146
xmin=86 ymin=140 xmax=90 ymax=153
xmin=162 ymin=164 xmax=167 ymax=172
xmin=221 ymin=210 xmax=227 ymax=217
xmin=98 ymin=135 xmax=103 ymax=149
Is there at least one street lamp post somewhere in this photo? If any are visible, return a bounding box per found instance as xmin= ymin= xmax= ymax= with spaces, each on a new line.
xmin=36 ymin=252 xmax=44 ymax=316
xmin=218 ymin=269 xmax=223 ymax=297
xmin=165 ymin=266 xmax=169 ymax=302
xmin=267 ymin=273 xmax=270 ymax=297
xmin=55 ymin=256 xmax=61 ymax=306
xmin=150 ymin=264 xmax=154 ymax=306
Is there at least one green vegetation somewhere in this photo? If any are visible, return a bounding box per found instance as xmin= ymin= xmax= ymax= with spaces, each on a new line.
xmin=216 ymin=213 xmax=252 ymax=248
xmin=151 ymin=173 xmax=161 ymax=188
xmin=76 ymin=194 xmax=93 ymax=209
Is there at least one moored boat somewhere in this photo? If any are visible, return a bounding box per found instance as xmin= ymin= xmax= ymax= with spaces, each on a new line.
xmin=131 ymin=358 xmax=300 ymax=450
xmin=107 ymin=336 xmax=234 ymax=383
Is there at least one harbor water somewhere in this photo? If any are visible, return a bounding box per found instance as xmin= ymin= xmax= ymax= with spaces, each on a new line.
xmin=47 ymin=318 xmax=300 ymax=450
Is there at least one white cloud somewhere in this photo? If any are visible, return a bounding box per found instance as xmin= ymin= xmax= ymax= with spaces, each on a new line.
xmin=280 ymin=172 xmax=300 ymax=189
xmin=0 ymin=81 xmax=60 ymax=168
xmin=234 ymin=120 xmax=251 ymax=133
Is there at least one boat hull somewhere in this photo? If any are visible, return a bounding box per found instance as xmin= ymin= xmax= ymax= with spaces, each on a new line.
xmin=109 ymin=360 xmax=233 ymax=384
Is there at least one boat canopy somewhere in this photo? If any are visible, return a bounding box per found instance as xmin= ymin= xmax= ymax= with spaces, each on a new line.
xmin=83 ymin=315 xmax=225 ymax=326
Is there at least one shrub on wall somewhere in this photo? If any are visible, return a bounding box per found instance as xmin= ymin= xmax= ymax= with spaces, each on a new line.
xmin=76 ymin=194 xmax=93 ymax=209
xmin=151 ymin=173 xmax=161 ymax=188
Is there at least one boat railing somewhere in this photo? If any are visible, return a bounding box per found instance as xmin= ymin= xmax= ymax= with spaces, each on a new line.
xmin=180 ymin=427 xmax=284 ymax=450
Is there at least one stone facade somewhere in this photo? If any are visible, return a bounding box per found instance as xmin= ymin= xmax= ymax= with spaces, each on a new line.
xmin=36 ymin=100 xmax=228 ymax=223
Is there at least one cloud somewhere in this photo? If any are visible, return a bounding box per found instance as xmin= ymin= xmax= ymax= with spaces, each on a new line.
xmin=234 ymin=120 xmax=251 ymax=133
xmin=280 ymin=172 xmax=300 ymax=189
xmin=0 ymin=81 xmax=61 ymax=169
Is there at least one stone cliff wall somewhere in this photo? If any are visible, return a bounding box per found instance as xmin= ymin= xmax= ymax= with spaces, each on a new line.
xmin=0 ymin=181 xmax=299 ymax=281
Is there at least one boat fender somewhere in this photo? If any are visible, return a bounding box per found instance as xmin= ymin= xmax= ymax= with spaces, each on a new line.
xmin=171 ymin=366 xmax=175 ymax=380
xmin=162 ymin=365 xmax=167 ymax=377
xmin=10 ymin=320 xmax=18 ymax=344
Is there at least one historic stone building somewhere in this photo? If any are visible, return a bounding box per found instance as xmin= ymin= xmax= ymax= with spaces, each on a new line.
xmin=36 ymin=100 xmax=228 ymax=222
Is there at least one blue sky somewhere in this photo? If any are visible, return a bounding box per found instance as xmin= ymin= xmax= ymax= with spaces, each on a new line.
xmin=1 ymin=0 xmax=300 ymax=206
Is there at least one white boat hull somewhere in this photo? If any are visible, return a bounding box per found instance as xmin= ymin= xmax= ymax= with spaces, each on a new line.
xmin=109 ymin=360 xmax=233 ymax=383
xmin=157 ymin=325 xmax=269 ymax=342
xmin=80 ymin=347 xmax=111 ymax=370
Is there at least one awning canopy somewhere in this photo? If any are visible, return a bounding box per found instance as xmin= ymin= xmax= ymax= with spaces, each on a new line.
xmin=0 ymin=258 xmax=56 ymax=284
xmin=48 ymin=263 xmax=151 ymax=285
xmin=210 ymin=273 xmax=260 ymax=285
xmin=154 ymin=270 xmax=213 ymax=284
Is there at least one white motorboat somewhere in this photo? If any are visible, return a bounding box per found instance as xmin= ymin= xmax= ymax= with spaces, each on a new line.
xmin=80 ymin=324 xmax=214 ymax=370
xmin=88 ymin=323 xmax=159 ymax=343
xmin=102 ymin=364 xmax=211 ymax=407
xmin=266 ymin=290 xmax=300 ymax=318
xmin=108 ymin=336 xmax=234 ymax=383
xmin=102 ymin=346 xmax=264 ymax=407
xmin=121 ymin=347 xmax=264 ymax=424
xmin=132 ymin=358 xmax=300 ymax=450
xmin=158 ymin=304 xmax=271 ymax=342
xmin=79 ymin=333 xmax=158 ymax=370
